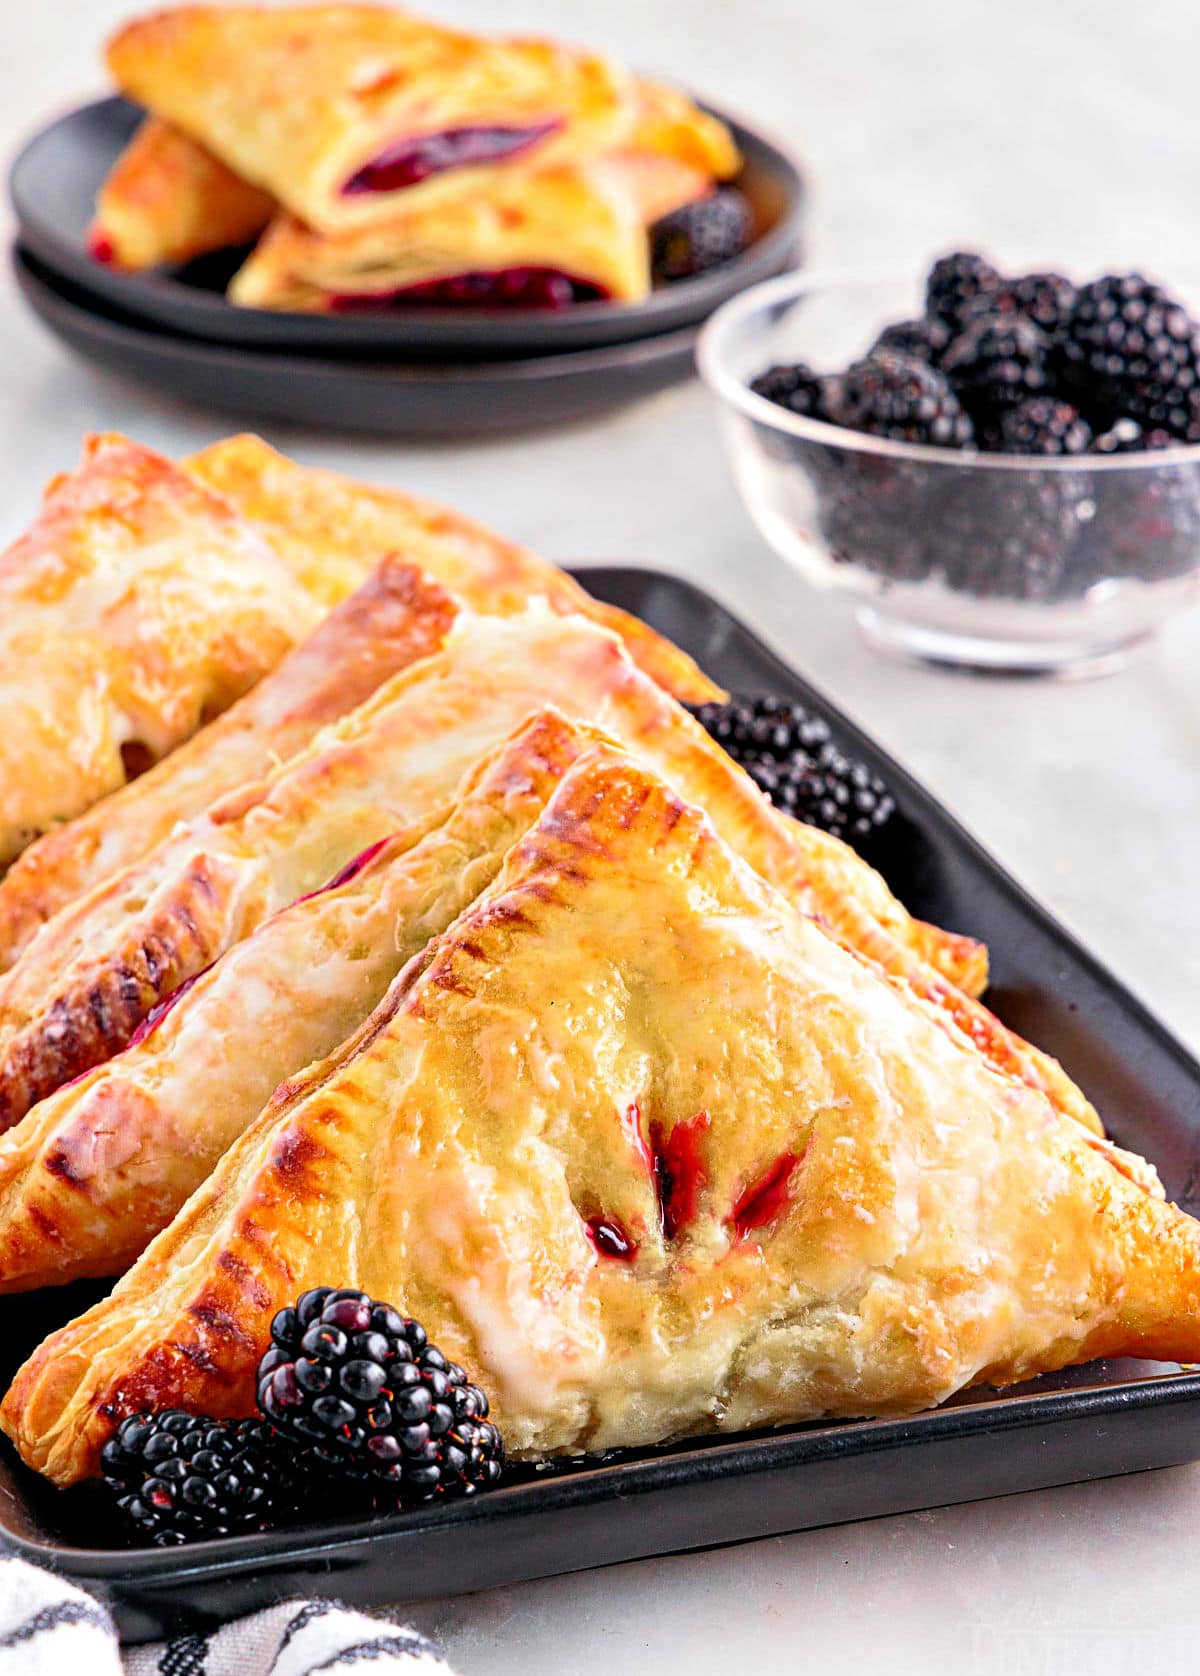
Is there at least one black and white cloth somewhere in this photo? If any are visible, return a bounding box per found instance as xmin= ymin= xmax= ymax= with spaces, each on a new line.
xmin=0 ymin=1554 xmax=453 ymax=1674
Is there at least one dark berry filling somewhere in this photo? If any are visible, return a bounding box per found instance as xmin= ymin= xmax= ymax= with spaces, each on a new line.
xmin=649 ymin=1111 xmax=710 ymax=1241
xmin=126 ymin=838 xmax=395 ymax=1057
xmin=341 ymin=121 xmax=563 ymax=195
xmin=328 ymin=267 xmax=609 ymax=312
xmin=291 ymin=836 xmax=395 ymax=910
xmin=126 ymin=964 xmax=215 ymax=1049
xmin=728 ymin=1152 xmax=801 ymax=1240
xmin=88 ymin=229 xmax=116 ymax=265
xmin=585 ymin=1215 xmax=637 ymax=1261
xmin=324 ymin=837 xmax=394 ymax=891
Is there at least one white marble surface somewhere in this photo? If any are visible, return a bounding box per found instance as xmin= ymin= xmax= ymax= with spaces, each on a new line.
xmin=3 ymin=0 xmax=1200 ymax=1669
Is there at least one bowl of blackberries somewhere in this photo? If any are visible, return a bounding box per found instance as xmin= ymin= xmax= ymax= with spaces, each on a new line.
xmin=698 ymin=251 xmax=1200 ymax=674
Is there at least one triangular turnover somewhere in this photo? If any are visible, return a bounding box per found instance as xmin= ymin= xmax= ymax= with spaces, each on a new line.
xmin=7 ymin=742 xmax=1199 ymax=1484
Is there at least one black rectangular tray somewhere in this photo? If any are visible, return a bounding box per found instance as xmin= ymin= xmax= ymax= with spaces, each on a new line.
xmin=3 ymin=566 xmax=1199 ymax=1643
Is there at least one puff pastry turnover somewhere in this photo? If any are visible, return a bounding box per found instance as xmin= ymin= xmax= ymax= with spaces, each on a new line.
xmin=0 ymin=434 xmax=322 ymax=870
xmin=88 ymin=114 xmax=274 ymax=270
xmin=182 ymin=433 xmax=722 ymax=703
xmin=89 ymin=75 xmax=735 ymax=278
xmin=0 ymin=557 xmax=457 ymax=974
xmin=626 ymin=77 xmax=742 ymax=181
xmin=227 ymin=154 xmax=706 ymax=312
xmin=0 ymin=610 xmax=1077 ymax=1139
xmin=0 ymin=435 xmax=719 ymax=966
xmin=106 ymin=6 xmax=638 ymax=232
xmin=7 ymin=742 xmax=1196 ymax=1486
xmin=0 ymin=710 xmax=593 ymax=1292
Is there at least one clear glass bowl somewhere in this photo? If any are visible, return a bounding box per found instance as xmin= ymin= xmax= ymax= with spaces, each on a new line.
xmin=697 ymin=266 xmax=1200 ymax=675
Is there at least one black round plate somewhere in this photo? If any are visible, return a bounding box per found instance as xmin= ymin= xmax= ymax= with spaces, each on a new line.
xmin=13 ymin=244 xmax=700 ymax=435
xmin=9 ymin=95 xmax=805 ymax=358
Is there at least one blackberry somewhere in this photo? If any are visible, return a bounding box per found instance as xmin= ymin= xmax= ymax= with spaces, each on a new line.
xmin=258 ymin=1288 xmax=503 ymax=1502
xmin=750 ymin=361 xmax=830 ymax=418
xmin=649 ymin=188 xmax=752 ymax=284
xmin=869 ymin=316 xmax=951 ymax=365
xmin=1091 ymin=417 xmax=1176 ymax=454
xmin=101 ymin=1411 xmax=297 ymax=1546
xmin=1007 ymin=271 xmax=1077 ymax=337
xmin=1089 ymin=457 xmax=1200 ymax=581
xmin=932 ymin=472 xmax=1086 ymax=601
xmin=687 ymin=696 xmax=897 ymax=847
xmin=815 ymin=456 xmax=940 ymax=582
xmin=996 ymin=397 xmax=1092 ymax=456
xmin=942 ymin=313 xmax=1052 ymax=427
xmin=830 ymin=352 xmax=975 ymax=448
xmin=1060 ymin=273 xmax=1200 ymax=438
xmin=925 ymin=251 xmax=1003 ymax=330
xmin=689 ymin=694 xmax=835 ymax=761
xmin=746 ymin=754 xmax=896 ymax=845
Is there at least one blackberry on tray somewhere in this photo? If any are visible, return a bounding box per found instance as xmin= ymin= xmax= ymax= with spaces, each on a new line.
xmin=258 ymin=1287 xmax=504 ymax=1501
xmin=100 ymin=1291 xmax=506 ymax=1545
xmin=688 ymin=695 xmax=897 ymax=848
xmin=689 ymin=693 xmax=834 ymax=760
xmin=101 ymin=1412 xmax=299 ymax=1547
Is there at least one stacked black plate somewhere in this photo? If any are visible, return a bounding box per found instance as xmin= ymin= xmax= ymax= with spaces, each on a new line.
xmin=10 ymin=96 xmax=806 ymax=436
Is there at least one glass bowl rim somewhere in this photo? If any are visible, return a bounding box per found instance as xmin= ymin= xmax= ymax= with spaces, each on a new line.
xmin=696 ymin=264 xmax=1200 ymax=474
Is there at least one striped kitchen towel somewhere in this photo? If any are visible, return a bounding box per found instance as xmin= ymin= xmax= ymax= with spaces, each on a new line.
xmin=0 ymin=1555 xmax=451 ymax=1674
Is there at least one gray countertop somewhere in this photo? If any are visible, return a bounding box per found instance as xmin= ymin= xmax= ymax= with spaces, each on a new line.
xmin=2 ymin=0 xmax=1199 ymax=1667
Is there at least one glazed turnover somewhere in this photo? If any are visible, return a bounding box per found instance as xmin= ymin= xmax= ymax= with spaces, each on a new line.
xmin=0 ymin=434 xmax=321 ymax=870
xmin=0 ymin=429 xmax=717 ymax=909
xmin=0 ymin=712 xmax=593 ymax=1291
xmin=2 ymin=420 xmax=1192 ymax=1506
xmin=6 ymin=740 xmax=1198 ymax=1486
xmin=0 ymin=608 xmax=990 ymax=1131
xmin=88 ymin=5 xmax=745 ymax=310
